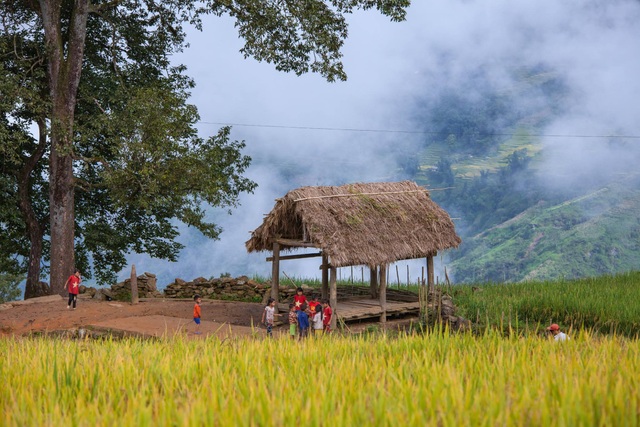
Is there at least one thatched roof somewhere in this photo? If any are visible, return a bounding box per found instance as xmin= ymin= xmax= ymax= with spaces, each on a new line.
xmin=245 ymin=181 xmax=461 ymax=268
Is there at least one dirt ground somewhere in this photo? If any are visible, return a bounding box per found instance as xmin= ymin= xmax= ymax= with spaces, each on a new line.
xmin=0 ymin=294 xmax=420 ymax=339
xmin=0 ymin=295 xmax=271 ymax=338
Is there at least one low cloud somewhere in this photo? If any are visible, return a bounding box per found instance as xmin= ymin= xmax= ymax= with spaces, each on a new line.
xmin=118 ymin=0 xmax=640 ymax=287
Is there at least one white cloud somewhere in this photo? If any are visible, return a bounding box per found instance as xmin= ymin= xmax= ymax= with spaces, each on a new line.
xmin=119 ymin=0 xmax=640 ymax=286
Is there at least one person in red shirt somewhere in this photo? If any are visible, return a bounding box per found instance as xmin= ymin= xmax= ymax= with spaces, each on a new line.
xmin=322 ymin=299 xmax=333 ymax=333
xmin=65 ymin=270 xmax=81 ymax=310
xmin=308 ymin=299 xmax=320 ymax=318
xmin=293 ymin=287 xmax=307 ymax=311
xmin=193 ymin=295 xmax=202 ymax=335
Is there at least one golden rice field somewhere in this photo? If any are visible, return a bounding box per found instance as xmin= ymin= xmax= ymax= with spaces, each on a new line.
xmin=2 ymin=331 xmax=639 ymax=427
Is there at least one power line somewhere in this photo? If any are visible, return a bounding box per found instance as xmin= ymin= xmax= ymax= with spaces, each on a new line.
xmin=198 ymin=121 xmax=640 ymax=139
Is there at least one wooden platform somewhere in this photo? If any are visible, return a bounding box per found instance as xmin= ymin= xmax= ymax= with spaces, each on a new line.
xmin=337 ymin=299 xmax=420 ymax=321
xmin=279 ymin=297 xmax=420 ymax=322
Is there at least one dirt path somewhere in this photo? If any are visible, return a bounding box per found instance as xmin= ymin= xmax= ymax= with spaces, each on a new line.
xmin=0 ymin=296 xmax=271 ymax=338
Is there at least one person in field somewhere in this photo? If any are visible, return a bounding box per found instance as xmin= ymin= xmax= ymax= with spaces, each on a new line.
xmin=297 ymin=302 xmax=310 ymax=339
xmin=65 ymin=269 xmax=81 ymax=310
xmin=193 ymin=294 xmax=202 ymax=335
xmin=288 ymin=303 xmax=298 ymax=340
xmin=294 ymin=287 xmax=307 ymax=311
xmin=262 ymin=298 xmax=277 ymax=338
xmin=312 ymin=303 xmax=323 ymax=334
xmin=547 ymin=323 xmax=569 ymax=341
xmin=322 ymin=299 xmax=333 ymax=333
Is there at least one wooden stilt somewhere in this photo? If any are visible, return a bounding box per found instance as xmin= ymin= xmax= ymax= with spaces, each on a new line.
xmin=271 ymin=242 xmax=280 ymax=313
xmin=379 ymin=264 xmax=387 ymax=324
xmin=369 ymin=266 xmax=378 ymax=298
xmin=321 ymin=253 xmax=329 ymax=301
xmin=427 ymin=255 xmax=435 ymax=294
xmin=130 ymin=264 xmax=139 ymax=305
xmin=330 ymin=265 xmax=337 ymax=330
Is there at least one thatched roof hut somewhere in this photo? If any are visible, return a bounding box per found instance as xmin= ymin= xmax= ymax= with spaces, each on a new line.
xmin=246 ymin=181 xmax=461 ymax=267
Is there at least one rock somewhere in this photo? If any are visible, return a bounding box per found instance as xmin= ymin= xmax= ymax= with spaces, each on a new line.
xmin=101 ymin=289 xmax=114 ymax=300
xmin=9 ymin=295 xmax=63 ymax=306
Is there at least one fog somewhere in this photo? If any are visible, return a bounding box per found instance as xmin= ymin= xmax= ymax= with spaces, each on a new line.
xmin=119 ymin=0 xmax=640 ymax=287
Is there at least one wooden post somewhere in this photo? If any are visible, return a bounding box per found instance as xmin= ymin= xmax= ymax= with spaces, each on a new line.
xmin=379 ymin=264 xmax=387 ymax=324
xmin=321 ymin=253 xmax=329 ymax=301
xmin=271 ymin=242 xmax=280 ymax=313
xmin=395 ymin=265 xmax=400 ymax=289
xmin=330 ymin=265 xmax=338 ymax=330
xmin=130 ymin=264 xmax=139 ymax=305
xmin=427 ymin=256 xmax=435 ymax=294
xmin=369 ymin=266 xmax=378 ymax=298
xmin=407 ymin=265 xmax=410 ymax=287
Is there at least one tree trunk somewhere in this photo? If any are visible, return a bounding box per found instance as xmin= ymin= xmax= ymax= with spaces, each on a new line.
xmin=40 ymin=0 xmax=90 ymax=295
xmin=49 ymin=140 xmax=76 ymax=295
xmin=19 ymin=120 xmax=48 ymax=299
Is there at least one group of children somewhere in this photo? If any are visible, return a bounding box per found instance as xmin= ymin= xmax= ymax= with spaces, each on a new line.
xmin=262 ymin=287 xmax=332 ymax=339
xmin=194 ymin=287 xmax=333 ymax=338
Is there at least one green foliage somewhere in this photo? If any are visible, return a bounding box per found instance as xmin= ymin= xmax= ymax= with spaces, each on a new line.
xmin=0 ymin=0 xmax=411 ymax=288
xmin=451 ymin=271 xmax=640 ymax=337
xmin=0 ymin=273 xmax=22 ymax=303
xmin=215 ymin=0 xmax=410 ymax=82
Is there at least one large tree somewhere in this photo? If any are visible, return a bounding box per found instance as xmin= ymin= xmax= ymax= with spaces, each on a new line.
xmin=1 ymin=0 xmax=410 ymax=296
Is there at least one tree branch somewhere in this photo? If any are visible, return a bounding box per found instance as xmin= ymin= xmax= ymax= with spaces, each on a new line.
xmin=89 ymin=0 xmax=125 ymax=14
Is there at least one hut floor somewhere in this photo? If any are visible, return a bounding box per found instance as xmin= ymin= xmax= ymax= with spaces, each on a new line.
xmin=278 ymin=297 xmax=420 ymax=323
xmin=336 ymin=299 xmax=420 ymax=322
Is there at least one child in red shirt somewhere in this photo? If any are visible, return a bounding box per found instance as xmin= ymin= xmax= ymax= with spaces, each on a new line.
xmin=65 ymin=270 xmax=81 ymax=310
xmin=293 ymin=287 xmax=307 ymax=311
xmin=322 ymin=299 xmax=333 ymax=333
xmin=193 ymin=295 xmax=202 ymax=335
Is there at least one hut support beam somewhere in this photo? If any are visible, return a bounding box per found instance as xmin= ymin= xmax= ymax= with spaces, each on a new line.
xmin=369 ymin=266 xmax=378 ymax=298
xmin=271 ymin=242 xmax=280 ymax=312
xmin=330 ymin=265 xmax=337 ymax=330
xmin=427 ymin=255 xmax=435 ymax=294
xmin=379 ymin=264 xmax=387 ymax=324
xmin=321 ymin=253 xmax=329 ymax=301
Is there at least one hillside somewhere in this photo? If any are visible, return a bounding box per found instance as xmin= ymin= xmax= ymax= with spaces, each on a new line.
xmin=407 ymin=68 xmax=639 ymax=283
xmin=449 ymin=183 xmax=640 ymax=283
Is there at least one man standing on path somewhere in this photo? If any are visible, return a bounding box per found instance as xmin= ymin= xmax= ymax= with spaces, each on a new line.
xmin=65 ymin=270 xmax=81 ymax=310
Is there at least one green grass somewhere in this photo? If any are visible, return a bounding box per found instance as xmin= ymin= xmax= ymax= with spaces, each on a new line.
xmin=451 ymin=271 xmax=640 ymax=336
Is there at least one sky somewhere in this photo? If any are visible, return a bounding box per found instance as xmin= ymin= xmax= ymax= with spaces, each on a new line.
xmin=119 ymin=0 xmax=640 ymax=288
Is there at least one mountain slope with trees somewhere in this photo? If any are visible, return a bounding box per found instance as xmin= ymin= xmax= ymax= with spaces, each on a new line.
xmin=407 ymin=68 xmax=640 ymax=283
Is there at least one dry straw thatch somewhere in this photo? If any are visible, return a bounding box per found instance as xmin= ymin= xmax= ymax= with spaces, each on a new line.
xmin=245 ymin=181 xmax=461 ymax=268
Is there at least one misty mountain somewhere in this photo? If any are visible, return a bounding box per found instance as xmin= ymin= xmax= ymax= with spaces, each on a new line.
xmin=406 ymin=68 xmax=640 ymax=283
